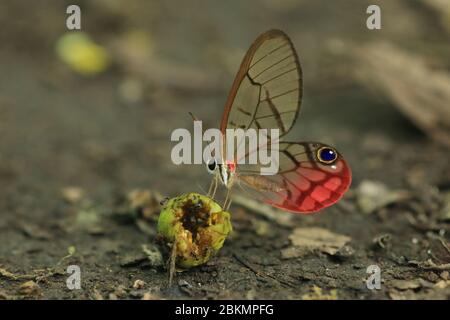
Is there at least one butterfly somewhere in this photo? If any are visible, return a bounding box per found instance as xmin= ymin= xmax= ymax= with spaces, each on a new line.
xmin=204 ymin=29 xmax=351 ymax=214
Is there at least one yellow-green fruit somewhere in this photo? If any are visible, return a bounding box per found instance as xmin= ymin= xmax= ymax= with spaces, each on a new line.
xmin=157 ymin=193 xmax=232 ymax=268
xmin=55 ymin=33 xmax=110 ymax=75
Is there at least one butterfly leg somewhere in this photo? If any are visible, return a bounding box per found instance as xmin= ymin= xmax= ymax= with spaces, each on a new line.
xmin=225 ymin=199 xmax=232 ymax=211
xmin=211 ymin=175 xmax=219 ymax=198
xmin=207 ymin=178 xmax=214 ymax=197
xmin=223 ymin=187 xmax=232 ymax=210
xmin=207 ymin=174 xmax=219 ymax=198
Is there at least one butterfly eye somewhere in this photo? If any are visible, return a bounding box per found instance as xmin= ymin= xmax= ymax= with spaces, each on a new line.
xmin=317 ymin=147 xmax=337 ymax=164
xmin=206 ymin=158 xmax=217 ymax=173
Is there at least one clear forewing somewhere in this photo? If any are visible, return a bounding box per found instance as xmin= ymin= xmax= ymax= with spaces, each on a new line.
xmin=236 ymin=142 xmax=352 ymax=213
xmin=221 ymin=30 xmax=302 ymax=144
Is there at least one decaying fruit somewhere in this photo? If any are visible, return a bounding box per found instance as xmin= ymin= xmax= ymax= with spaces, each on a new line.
xmin=157 ymin=193 xmax=232 ymax=269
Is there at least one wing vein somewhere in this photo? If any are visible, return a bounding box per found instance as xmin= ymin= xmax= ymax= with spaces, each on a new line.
xmin=260 ymin=88 xmax=299 ymax=103
xmin=249 ymin=42 xmax=290 ymax=70
xmin=250 ymin=53 xmax=294 ymax=80
xmin=261 ymin=66 xmax=299 ymax=85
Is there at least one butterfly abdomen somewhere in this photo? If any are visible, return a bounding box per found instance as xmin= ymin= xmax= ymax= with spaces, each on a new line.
xmin=239 ymin=175 xmax=284 ymax=193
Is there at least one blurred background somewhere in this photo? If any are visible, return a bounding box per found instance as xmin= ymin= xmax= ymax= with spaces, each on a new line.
xmin=0 ymin=0 xmax=449 ymax=300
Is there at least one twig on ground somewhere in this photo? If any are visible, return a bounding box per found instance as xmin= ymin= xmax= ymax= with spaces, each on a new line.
xmin=233 ymin=253 xmax=295 ymax=288
xmin=168 ymin=240 xmax=177 ymax=286
xmin=408 ymin=259 xmax=450 ymax=271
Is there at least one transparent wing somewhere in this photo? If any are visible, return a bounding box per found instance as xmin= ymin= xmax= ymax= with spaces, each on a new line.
xmin=220 ymin=29 xmax=302 ymax=139
xmin=236 ymin=142 xmax=352 ymax=214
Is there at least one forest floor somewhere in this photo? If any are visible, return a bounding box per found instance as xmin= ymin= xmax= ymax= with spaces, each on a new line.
xmin=0 ymin=0 xmax=449 ymax=299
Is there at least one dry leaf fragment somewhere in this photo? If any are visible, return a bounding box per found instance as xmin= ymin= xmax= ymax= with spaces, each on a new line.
xmin=19 ymin=281 xmax=41 ymax=297
xmin=0 ymin=268 xmax=18 ymax=280
xmin=142 ymin=292 xmax=162 ymax=300
xmin=388 ymin=289 xmax=417 ymax=300
xmin=61 ymin=186 xmax=85 ymax=204
xmin=390 ymin=279 xmax=422 ymax=290
xmin=128 ymin=189 xmax=162 ymax=220
xmin=356 ymin=180 xmax=410 ymax=214
xmin=133 ymin=279 xmax=146 ymax=290
xmin=434 ymin=280 xmax=450 ymax=289
xmin=301 ymin=285 xmax=338 ymax=300
xmin=282 ymin=227 xmax=351 ymax=259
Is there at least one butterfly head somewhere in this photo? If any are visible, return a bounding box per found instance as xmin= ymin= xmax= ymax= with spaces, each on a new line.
xmin=206 ymin=158 xmax=236 ymax=188
xmin=206 ymin=158 xmax=218 ymax=174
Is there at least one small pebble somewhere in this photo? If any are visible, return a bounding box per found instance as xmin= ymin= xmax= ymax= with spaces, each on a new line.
xmin=133 ymin=279 xmax=146 ymax=289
